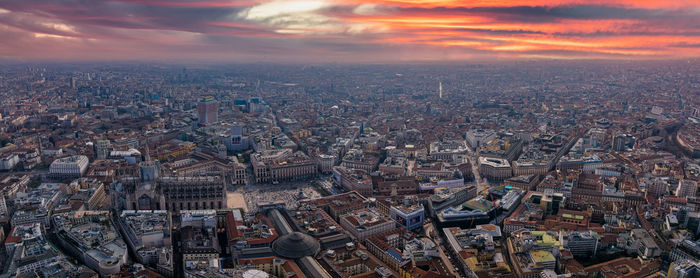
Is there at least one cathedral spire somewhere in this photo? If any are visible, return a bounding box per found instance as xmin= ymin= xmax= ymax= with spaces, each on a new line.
xmin=144 ymin=139 xmax=151 ymax=162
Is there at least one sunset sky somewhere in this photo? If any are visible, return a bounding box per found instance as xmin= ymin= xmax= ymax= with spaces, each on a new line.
xmin=0 ymin=0 xmax=698 ymax=62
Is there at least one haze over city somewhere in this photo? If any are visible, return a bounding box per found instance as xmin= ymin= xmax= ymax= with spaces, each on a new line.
xmin=1 ymin=1 xmax=700 ymax=278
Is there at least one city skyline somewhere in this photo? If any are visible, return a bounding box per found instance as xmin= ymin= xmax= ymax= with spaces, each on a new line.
xmin=0 ymin=0 xmax=699 ymax=62
xmin=0 ymin=59 xmax=698 ymax=278
xmin=0 ymin=1 xmax=699 ymax=277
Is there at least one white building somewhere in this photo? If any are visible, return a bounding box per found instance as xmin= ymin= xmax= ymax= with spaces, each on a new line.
xmin=251 ymin=149 xmax=317 ymax=183
xmin=0 ymin=194 xmax=7 ymax=216
xmin=512 ymin=159 xmax=551 ymax=176
xmin=316 ymin=153 xmax=336 ymax=174
xmin=630 ymin=229 xmax=661 ymax=258
xmin=429 ymin=140 xmax=468 ymax=161
xmin=478 ymin=157 xmax=512 ymax=181
xmin=0 ymin=153 xmax=20 ymax=170
xmin=466 ymin=129 xmax=496 ymax=150
xmin=11 ymin=210 xmax=51 ymax=228
xmin=53 ymin=211 xmax=128 ymax=277
xmin=42 ymin=149 xmax=63 ymax=157
xmin=560 ymin=230 xmax=599 ymax=257
xmin=676 ymin=179 xmax=698 ymax=198
xmin=50 ymin=155 xmax=89 ymax=178
xmin=339 ymin=209 xmax=396 ymax=241
xmin=118 ymin=210 xmax=173 ymax=272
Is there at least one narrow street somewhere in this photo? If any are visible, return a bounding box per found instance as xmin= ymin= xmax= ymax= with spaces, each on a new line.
xmin=466 ymin=146 xmax=486 ymax=195
xmin=426 ymin=218 xmax=466 ymax=277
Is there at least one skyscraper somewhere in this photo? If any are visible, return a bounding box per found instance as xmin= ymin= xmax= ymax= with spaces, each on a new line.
xmin=197 ymin=96 xmax=219 ymax=124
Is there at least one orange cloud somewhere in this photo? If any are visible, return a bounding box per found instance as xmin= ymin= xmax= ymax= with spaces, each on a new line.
xmin=0 ymin=0 xmax=697 ymax=61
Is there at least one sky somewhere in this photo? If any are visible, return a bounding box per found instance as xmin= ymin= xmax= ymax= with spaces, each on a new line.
xmin=0 ymin=0 xmax=698 ymax=62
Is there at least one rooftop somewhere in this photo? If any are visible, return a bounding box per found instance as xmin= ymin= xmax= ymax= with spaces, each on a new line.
xmin=341 ymin=208 xmax=390 ymax=230
xmin=271 ymin=232 xmax=320 ymax=259
xmin=530 ymin=250 xmax=555 ymax=263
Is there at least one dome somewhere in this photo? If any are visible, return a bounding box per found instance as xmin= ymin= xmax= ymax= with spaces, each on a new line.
xmin=272 ymin=232 xmax=320 ymax=259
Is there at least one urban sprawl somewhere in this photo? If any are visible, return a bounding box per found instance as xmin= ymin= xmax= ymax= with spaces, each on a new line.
xmin=0 ymin=62 xmax=699 ymax=278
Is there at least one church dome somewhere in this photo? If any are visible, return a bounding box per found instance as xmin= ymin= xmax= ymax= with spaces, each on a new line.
xmin=272 ymin=232 xmax=320 ymax=259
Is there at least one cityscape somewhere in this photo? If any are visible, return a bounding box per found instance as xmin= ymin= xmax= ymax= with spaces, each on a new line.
xmin=0 ymin=1 xmax=700 ymax=278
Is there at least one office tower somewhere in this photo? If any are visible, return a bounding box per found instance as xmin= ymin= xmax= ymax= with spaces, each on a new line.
xmin=197 ymin=96 xmax=219 ymax=124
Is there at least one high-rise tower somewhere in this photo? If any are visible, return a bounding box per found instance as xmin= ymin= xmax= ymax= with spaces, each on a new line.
xmin=197 ymin=96 xmax=219 ymax=124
